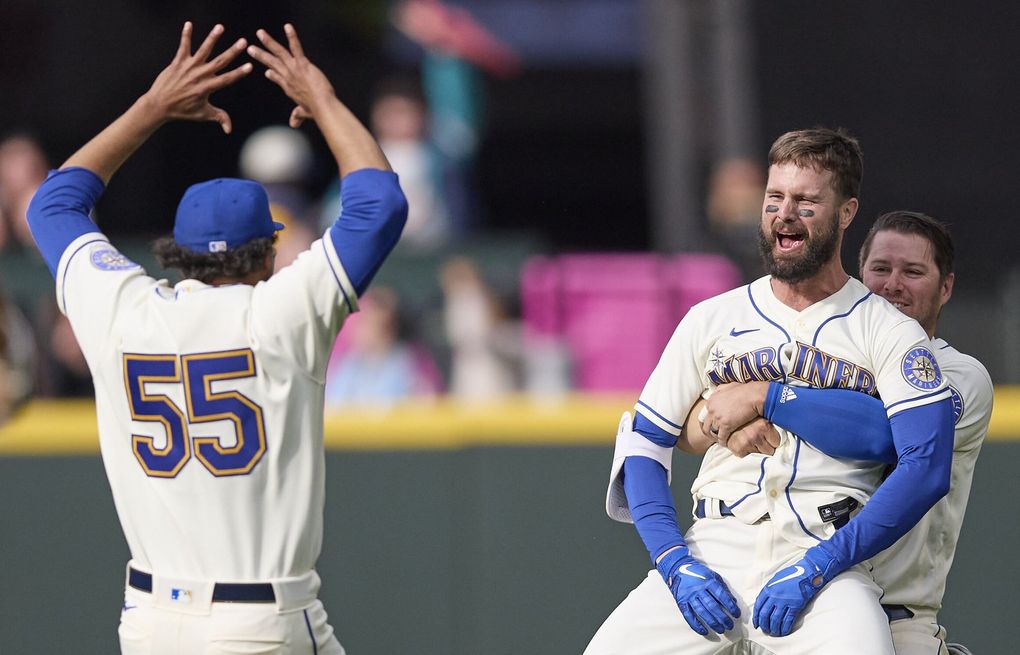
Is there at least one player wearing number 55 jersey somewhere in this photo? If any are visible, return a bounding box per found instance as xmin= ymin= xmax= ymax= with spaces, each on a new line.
xmin=28 ymin=23 xmax=406 ymax=655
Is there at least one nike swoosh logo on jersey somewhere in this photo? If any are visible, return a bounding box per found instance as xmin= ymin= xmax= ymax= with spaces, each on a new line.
xmin=678 ymin=563 xmax=708 ymax=580
xmin=729 ymin=328 xmax=760 ymax=337
xmin=122 ymin=603 xmax=137 ymax=611
xmin=767 ymin=565 xmax=805 ymax=587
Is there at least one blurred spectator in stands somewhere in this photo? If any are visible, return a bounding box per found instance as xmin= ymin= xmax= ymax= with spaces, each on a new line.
xmin=47 ymin=313 xmax=93 ymax=397
xmin=320 ymin=0 xmax=519 ymax=248
xmin=705 ymin=157 xmax=766 ymax=280
xmin=0 ymin=133 xmax=49 ymax=251
xmin=239 ymin=126 xmax=317 ymax=270
xmin=441 ymin=257 xmax=519 ymax=400
xmin=0 ymin=286 xmax=36 ymax=422
xmin=325 ymin=286 xmax=440 ymax=408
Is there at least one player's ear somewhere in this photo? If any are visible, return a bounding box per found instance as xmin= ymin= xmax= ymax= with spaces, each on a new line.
xmin=838 ymin=197 xmax=858 ymax=230
xmin=940 ymin=271 xmax=954 ymax=307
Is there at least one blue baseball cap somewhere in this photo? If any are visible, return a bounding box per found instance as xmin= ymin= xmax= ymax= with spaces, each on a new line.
xmin=173 ymin=178 xmax=285 ymax=253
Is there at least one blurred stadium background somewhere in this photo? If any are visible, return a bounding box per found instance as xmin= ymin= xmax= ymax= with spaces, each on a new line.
xmin=1 ymin=1 xmax=1018 ymax=653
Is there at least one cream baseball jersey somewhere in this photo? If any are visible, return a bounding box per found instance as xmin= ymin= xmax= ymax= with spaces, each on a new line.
xmin=870 ymin=338 xmax=992 ymax=609
xmin=636 ymin=276 xmax=951 ymax=549
xmin=55 ymin=230 xmax=357 ymax=582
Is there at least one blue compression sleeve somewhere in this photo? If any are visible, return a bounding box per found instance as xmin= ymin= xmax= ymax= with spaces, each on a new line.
xmin=328 ymin=169 xmax=408 ymax=296
xmin=622 ymin=456 xmax=686 ymax=562
xmin=764 ymin=383 xmax=896 ymax=464
xmin=27 ymin=167 xmax=105 ymax=276
xmin=818 ymin=398 xmax=954 ymax=570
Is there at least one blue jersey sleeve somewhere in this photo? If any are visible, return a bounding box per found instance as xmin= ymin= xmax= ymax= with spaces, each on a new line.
xmin=328 ymin=169 xmax=408 ymax=296
xmin=817 ymin=398 xmax=954 ymax=569
xmin=27 ymin=167 xmax=106 ymax=276
xmin=763 ymin=383 xmax=896 ymax=464
xmin=622 ymin=456 xmax=687 ymax=562
xmin=634 ymin=411 xmax=680 ymax=448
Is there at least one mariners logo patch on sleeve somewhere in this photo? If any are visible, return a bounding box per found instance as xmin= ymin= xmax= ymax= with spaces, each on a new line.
xmin=90 ymin=246 xmax=140 ymax=271
xmin=901 ymin=347 xmax=942 ymax=391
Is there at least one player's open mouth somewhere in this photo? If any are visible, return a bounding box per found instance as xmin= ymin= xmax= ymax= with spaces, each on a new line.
xmin=775 ymin=231 xmax=805 ymax=253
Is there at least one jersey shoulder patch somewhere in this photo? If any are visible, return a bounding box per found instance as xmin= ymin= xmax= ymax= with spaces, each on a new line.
xmin=89 ymin=246 xmax=140 ymax=271
xmin=900 ymin=346 xmax=943 ymax=391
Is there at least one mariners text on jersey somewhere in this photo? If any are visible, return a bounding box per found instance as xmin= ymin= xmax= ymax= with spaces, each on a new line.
xmin=708 ymin=341 xmax=878 ymax=395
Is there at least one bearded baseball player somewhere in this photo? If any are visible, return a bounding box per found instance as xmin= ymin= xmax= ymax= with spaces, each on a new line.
xmin=585 ymin=128 xmax=956 ymax=655
xmin=670 ymin=211 xmax=992 ymax=654
xmin=27 ymin=23 xmax=406 ymax=654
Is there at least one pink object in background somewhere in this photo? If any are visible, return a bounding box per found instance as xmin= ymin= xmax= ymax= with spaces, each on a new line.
xmin=522 ymin=253 xmax=742 ymax=391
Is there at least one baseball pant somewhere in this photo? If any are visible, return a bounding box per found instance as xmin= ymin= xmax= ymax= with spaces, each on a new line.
xmin=118 ymin=565 xmax=344 ymax=655
xmin=889 ymin=608 xmax=949 ymax=655
xmin=584 ymin=514 xmax=894 ymax=655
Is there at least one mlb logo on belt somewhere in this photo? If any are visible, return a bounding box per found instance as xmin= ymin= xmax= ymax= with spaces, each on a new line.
xmin=170 ymin=588 xmax=193 ymax=604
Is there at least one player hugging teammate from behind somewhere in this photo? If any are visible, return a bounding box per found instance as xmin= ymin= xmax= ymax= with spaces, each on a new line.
xmin=586 ymin=128 xmax=963 ymax=655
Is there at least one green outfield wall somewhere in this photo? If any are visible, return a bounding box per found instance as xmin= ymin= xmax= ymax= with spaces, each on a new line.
xmin=1 ymin=393 xmax=1018 ymax=654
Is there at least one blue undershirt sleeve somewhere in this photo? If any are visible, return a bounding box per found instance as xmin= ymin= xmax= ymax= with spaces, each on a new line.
xmin=817 ymin=398 xmax=954 ymax=569
xmin=327 ymin=169 xmax=408 ymax=296
xmin=763 ymin=382 xmax=896 ymax=464
xmin=622 ymin=456 xmax=687 ymax=563
xmin=27 ymin=167 xmax=106 ymax=276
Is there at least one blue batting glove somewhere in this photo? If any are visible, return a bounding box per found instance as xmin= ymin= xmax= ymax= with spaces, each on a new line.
xmin=655 ymin=546 xmax=741 ymax=636
xmin=752 ymin=546 xmax=841 ymax=637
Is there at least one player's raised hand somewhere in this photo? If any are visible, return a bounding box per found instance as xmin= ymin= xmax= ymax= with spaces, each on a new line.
xmin=247 ymin=24 xmax=391 ymax=175
xmin=247 ymin=24 xmax=336 ymax=128
xmin=753 ymin=546 xmax=840 ymax=637
xmin=144 ymin=22 xmax=252 ymax=134
xmin=656 ymin=546 xmax=741 ymax=636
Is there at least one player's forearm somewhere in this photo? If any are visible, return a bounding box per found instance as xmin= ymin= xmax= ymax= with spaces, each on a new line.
xmin=679 ymin=399 xmax=713 ymax=455
xmin=763 ymin=383 xmax=896 ymax=463
xmin=61 ymin=95 xmax=167 ymax=184
xmin=311 ymin=96 xmax=391 ymax=177
xmin=622 ymin=456 xmax=686 ymax=562
xmin=818 ymin=398 xmax=954 ymax=570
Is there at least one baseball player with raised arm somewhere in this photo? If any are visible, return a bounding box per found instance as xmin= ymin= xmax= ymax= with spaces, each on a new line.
xmin=679 ymin=211 xmax=992 ymax=655
xmin=584 ymin=128 xmax=955 ymax=655
xmin=27 ymin=23 xmax=407 ymax=654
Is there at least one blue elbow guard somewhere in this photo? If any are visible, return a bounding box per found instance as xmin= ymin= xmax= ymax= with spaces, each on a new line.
xmin=764 ymin=382 xmax=896 ymax=463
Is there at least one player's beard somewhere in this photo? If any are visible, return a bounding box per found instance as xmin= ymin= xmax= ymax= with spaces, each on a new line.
xmin=757 ymin=213 xmax=840 ymax=283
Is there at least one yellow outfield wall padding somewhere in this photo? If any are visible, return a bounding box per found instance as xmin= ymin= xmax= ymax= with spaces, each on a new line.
xmin=1 ymin=388 xmax=1018 ymax=455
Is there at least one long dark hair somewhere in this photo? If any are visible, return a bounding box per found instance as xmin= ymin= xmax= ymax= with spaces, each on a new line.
xmin=153 ymin=235 xmax=276 ymax=283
